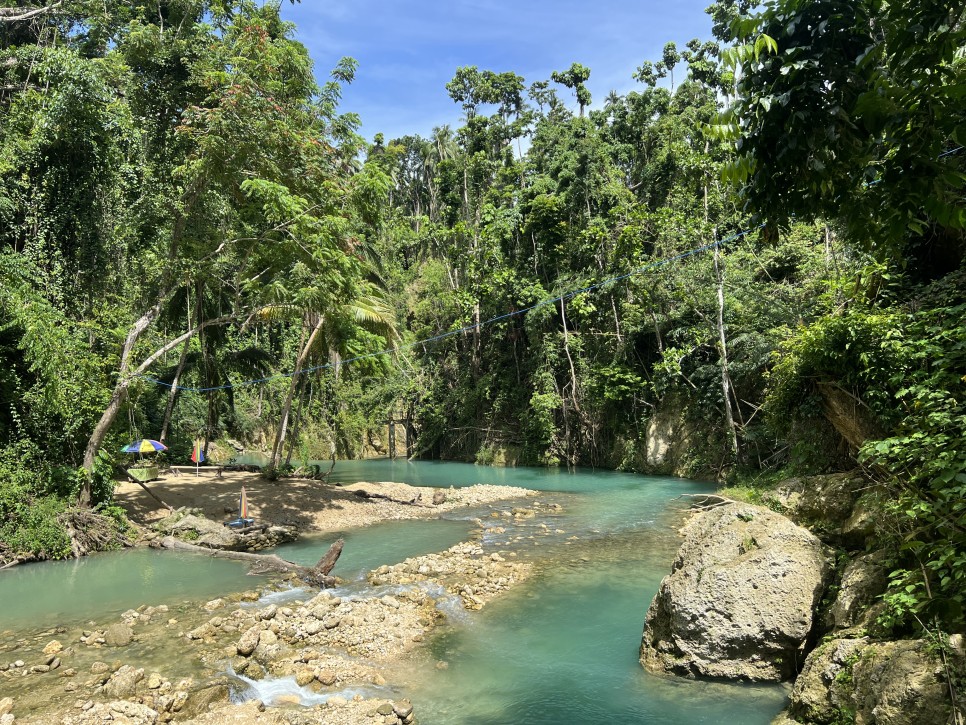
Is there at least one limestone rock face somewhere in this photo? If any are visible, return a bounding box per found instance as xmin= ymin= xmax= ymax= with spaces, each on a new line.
xmin=761 ymin=473 xmax=880 ymax=548
xmin=640 ymin=502 xmax=831 ymax=681
xmin=826 ymin=552 xmax=888 ymax=632
xmin=785 ymin=638 xmax=959 ymax=725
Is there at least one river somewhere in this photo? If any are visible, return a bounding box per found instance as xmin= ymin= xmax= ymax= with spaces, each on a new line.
xmin=0 ymin=460 xmax=788 ymax=723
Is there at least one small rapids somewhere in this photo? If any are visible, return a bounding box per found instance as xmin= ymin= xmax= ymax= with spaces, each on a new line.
xmin=0 ymin=460 xmax=790 ymax=724
xmin=227 ymin=668 xmax=386 ymax=707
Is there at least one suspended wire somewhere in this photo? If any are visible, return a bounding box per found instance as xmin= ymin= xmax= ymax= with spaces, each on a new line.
xmin=137 ymin=145 xmax=965 ymax=394
xmin=137 ymin=225 xmax=763 ymax=393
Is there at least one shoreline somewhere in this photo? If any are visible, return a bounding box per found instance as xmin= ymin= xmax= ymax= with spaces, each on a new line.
xmin=1 ymin=475 xmax=550 ymax=724
xmin=113 ymin=470 xmax=537 ymax=535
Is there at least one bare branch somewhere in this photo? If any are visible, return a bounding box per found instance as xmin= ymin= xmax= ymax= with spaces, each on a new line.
xmin=0 ymin=2 xmax=63 ymax=22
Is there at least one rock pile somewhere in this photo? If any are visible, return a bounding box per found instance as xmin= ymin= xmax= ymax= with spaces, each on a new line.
xmin=146 ymin=510 xmax=299 ymax=552
xmin=368 ymin=541 xmax=533 ymax=610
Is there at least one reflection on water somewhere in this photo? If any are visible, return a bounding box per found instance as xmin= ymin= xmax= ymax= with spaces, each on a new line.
xmin=0 ymin=549 xmax=256 ymax=629
xmin=274 ymin=518 xmax=474 ymax=578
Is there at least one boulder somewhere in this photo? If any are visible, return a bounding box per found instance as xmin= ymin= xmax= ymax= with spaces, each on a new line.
xmin=102 ymin=665 xmax=144 ymax=698
xmin=761 ymin=473 xmax=880 ymax=547
xmin=177 ymin=680 xmax=230 ymax=719
xmin=785 ymin=638 xmax=959 ymax=725
xmin=103 ymin=624 xmax=134 ymax=647
xmin=839 ymin=491 xmax=884 ymax=549
xmin=826 ymin=552 xmax=888 ymax=633
xmin=236 ymin=625 xmax=261 ymax=656
xmin=640 ymin=502 xmax=831 ymax=681
xmin=850 ymin=640 xmax=956 ymax=724
xmin=784 ymin=637 xmax=870 ymax=722
xmin=0 ymin=698 xmax=11 ymax=716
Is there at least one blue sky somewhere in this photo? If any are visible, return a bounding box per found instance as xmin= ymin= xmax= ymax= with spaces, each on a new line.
xmin=280 ymin=0 xmax=716 ymax=142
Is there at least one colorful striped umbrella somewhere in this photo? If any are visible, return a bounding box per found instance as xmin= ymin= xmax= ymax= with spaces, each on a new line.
xmin=191 ymin=441 xmax=205 ymax=475
xmin=238 ymin=486 xmax=249 ymax=520
xmin=121 ymin=439 xmax=168 ymax=454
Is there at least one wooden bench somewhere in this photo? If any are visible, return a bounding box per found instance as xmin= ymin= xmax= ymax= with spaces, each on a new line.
xmin=166 ymin=465 xmax=224 ymax=477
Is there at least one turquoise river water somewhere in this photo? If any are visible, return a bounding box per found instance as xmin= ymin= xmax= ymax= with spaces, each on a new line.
xmin=0 ymin=460 xmax=788 ymax=723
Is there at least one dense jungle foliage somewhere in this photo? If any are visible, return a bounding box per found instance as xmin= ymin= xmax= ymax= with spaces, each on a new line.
xmin=0 ymin=0 xmax=963 ymax=631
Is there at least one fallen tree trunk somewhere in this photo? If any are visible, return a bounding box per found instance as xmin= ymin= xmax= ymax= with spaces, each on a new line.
xmin=352 ymin=489 xmax=432 ymax=508
xmin=135 ymin=481 xmax=175 ymax=511
xmin=159 ymin=536 xmax=343 ymax=588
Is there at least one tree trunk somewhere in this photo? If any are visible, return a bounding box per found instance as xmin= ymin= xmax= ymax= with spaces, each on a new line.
xmin=80 ymin=310 xmax=244 ymax=506
xmin=270 ymin=314 xmax=325 ymax=470
xmin=559 ymin=297 xmax=580 ymax=413
xmin=159 ymin=339 xmax=190 ymax=443
xmin=714 ymin=245 xmax=739 ymax=463
xmin=284 ymin=376 xmax=309 ymax=468
xmin=159 ymin=536 xmax=343 ymax=588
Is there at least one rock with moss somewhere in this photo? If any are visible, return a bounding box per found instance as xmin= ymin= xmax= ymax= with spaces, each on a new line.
xmin=782 ymin=637 xmax=869 ymax=722
xmin=640 ymin=502 xmax=832 ymax=681
xmin=783 ymin=638 xmax=961 ymax=724
xmin=761 ymin=473 xmax=872 ymax=543
xmin=825 ymin=551 xmax=889 ymax=633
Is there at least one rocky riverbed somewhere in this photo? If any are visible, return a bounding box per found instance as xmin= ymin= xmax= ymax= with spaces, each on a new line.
xmin=0 ymin=485 xmax=551 ymax=724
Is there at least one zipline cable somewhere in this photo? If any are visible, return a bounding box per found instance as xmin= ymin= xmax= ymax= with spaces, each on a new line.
xmin=137 ymin=225 xmax=763 ymax=393
xmin=137 ymin=143 xmax=965 ymax=394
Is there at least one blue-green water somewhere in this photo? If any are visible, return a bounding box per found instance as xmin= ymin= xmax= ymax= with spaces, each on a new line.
xmin=0 ymin=460 xmax=788 ymax=722
xmin=0 ymin=548 xmax=252 ymax=629
xmin=410 ymin=532 xmax=787 ymax=723
xmin=273 ymin=517 xmax=474 ymax=579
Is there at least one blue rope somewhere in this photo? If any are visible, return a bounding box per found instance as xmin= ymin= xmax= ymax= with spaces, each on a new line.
xmin=136 ymin=145 xmax=965 ymax=393
xmin=137 ymin=225 xmax=763 ymax=393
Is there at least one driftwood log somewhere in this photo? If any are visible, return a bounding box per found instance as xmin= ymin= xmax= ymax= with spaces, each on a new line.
xmin=678 ymin=493 xmax=734 ymax=510
xmin=352 ymin=489 xmax=432 ymax=508
xmin=159 ymin=536 xmax=343 ymax=588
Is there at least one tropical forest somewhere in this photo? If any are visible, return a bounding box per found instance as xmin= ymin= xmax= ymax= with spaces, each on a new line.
xmin=0 ymin=0 xmax=963 ymax=723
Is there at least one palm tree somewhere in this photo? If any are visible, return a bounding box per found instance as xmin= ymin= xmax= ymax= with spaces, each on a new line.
xmin=267 ymin=281 xmax=399 ymax=471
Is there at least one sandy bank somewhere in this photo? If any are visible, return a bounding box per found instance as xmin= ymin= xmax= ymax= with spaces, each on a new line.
xmin=114 ymin=470 xmax=536 ymax=534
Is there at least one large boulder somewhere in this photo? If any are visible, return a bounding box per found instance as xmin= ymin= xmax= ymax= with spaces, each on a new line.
xmin=784 ymin=638 xmax=960 ymax=724
xmin=825 ymin=551 xmax=889 ymax=633
xmin=640 ymin=502 xmax=831 ymax=681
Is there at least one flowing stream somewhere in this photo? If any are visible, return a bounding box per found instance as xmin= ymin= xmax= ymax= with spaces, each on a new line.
xmin=0 ymin=460 xmax=788 ymax=723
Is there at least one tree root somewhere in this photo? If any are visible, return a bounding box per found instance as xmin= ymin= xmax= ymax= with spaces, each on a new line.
xmin=60 ymin=508 xmax=135 ymax=559
xmin=676 ymin=493 xmax=735 ymax=510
